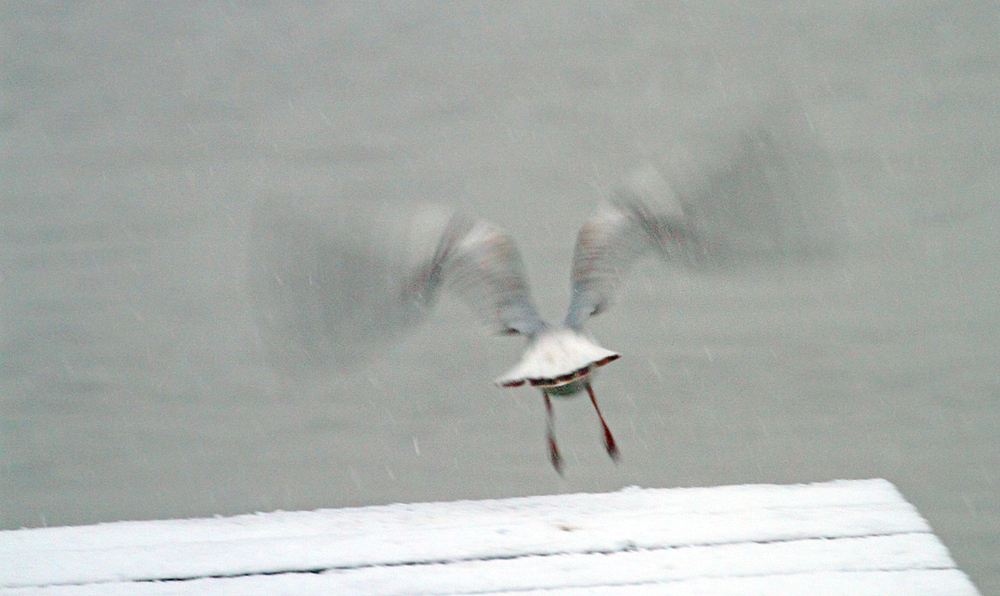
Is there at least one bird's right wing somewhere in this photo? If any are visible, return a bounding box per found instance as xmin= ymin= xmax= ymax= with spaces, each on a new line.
xmin=566 ymin=98 xmax=841 ymax=328
xmin=566 ymin=183 xmax=698 ymax=327
xmin=663 ymin=99 xmax=842 ymax=267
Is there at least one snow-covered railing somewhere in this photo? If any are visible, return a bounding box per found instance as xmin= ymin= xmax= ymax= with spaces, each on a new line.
xmin=0 ymin=479 xmax=978 ymax=595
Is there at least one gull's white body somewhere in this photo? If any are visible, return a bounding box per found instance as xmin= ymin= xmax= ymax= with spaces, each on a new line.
xmin=495 ymin=327 xmax=619 ymax=390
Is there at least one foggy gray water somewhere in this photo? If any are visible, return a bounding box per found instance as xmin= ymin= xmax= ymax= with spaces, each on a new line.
xmin=3 ymin=2 xmax=999 ymax=592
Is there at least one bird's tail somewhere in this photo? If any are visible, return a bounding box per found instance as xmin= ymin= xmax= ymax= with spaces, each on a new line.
xmin=495 ymin=328 xmax=619 ymax=389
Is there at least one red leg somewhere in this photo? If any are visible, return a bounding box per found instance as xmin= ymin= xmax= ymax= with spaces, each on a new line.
xmin=586 ymin=381 xmax=619 ymax=461
xmin=543 ymin=391 xmax=563 ymax=474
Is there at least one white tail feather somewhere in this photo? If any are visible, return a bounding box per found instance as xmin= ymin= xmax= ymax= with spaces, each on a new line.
xmin=495 ymin=328 xmax=619 ymax=388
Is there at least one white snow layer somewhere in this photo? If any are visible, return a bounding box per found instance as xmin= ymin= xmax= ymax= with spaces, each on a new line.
xmin=0 ymin=479 xmax=979 ymax=595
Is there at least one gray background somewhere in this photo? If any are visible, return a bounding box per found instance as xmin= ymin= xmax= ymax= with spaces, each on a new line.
xmin=2 ymin=1 xmax=998 ymax=592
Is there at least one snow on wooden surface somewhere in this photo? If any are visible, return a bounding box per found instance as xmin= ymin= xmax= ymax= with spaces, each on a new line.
xmin=0 ymin=479 xmax=979 ymax=595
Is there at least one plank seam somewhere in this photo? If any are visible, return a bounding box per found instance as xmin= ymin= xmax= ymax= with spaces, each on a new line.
xmin=18 ymin=530 xmax=944 ymax=589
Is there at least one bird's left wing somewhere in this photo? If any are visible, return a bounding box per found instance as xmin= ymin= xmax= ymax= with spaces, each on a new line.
xmin=414 ymin=211 xmax=545 ymax=337
xmin=247 ymin=200 xmax=543 ymax=375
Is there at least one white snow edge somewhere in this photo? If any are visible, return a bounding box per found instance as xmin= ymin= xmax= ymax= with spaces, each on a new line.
xmin=0 ymin=479 xmax=980 ymax=595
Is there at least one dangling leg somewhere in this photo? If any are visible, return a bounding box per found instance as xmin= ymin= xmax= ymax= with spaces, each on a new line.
xmin=585 ymin=381 xmax=619 ymax=461
xmin=543 ymin=390 xmax=563 ymax=474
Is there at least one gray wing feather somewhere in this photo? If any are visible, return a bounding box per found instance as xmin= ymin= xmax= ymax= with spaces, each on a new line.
xmin=419 ymin=213 xmax=545 ymax=336
xmin=567 ymin=98 xmax=840 ymax=327
xmin=247 ymin=201 xmax=542 ymax=375
xmin=660 ymin=98 xmax=842 ymax=266
xmin=566 ymin=192 xmax=695 ymax=328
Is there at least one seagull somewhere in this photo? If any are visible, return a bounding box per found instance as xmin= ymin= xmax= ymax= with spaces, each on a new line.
xmin=249 ymin=173 xmax=697 ymax=473
xmin=248 ymin=102 xmax=837 ymax=473
xmin=403 ymin=184 xmax=697 ymax=473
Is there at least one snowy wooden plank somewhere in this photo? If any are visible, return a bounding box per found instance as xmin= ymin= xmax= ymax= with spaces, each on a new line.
xmin=0 ymin=479 xmax=979 ymax=595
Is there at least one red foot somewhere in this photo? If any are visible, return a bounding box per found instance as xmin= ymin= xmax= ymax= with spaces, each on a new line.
xmin=548 ymin=437 xmax=563 ymax=475
xmin=586 ymin=381 xmax=620 ymax=463
xmin=604 ymin=427 xmax=619 ymax=462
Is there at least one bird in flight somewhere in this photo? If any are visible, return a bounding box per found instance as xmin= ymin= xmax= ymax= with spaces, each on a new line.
xmin=248 ymin=103 xmax=837 ymax=473
xmin=409 ymin=187 xmax=699 ymax=473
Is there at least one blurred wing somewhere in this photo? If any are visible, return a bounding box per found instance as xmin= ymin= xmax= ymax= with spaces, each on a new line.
xmin=665 ymin=98 xmax=842 ymax=267
xmin=566 ymin=98 xmax=841 ymax=327
xmin=422 ymin=213 xmax=545 ymax=336
xmin=566 ymin=188 xmax=696 ymax=327
xmin=247 ymin=201 xmax=542 ymax=375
